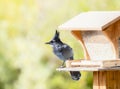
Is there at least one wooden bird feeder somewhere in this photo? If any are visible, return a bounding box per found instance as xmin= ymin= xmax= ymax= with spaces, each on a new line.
xmin=57 ymin=11 xmax=120 ymax=89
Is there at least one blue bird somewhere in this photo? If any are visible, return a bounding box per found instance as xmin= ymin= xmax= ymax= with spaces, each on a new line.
xmin=46 ymin=30 xmax=81 ymax=80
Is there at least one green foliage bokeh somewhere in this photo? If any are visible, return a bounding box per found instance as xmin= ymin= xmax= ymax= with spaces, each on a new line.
xmin=0 ymin=0 xmax=120 ymax=89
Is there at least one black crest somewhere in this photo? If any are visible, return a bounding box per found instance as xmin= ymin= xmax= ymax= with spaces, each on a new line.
xmin=52 ymin=30 xmax=60 ymax=40
xmin=45 ymin=30 xmax=62 ymax=44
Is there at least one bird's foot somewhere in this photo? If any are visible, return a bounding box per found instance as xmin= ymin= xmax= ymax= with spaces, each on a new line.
xmin=59 ymin=65 xmax=65 ymax=68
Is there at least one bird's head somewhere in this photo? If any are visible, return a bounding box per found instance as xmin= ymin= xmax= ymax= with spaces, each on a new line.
xmin=45 ymin=30 xmax=62 ymax=45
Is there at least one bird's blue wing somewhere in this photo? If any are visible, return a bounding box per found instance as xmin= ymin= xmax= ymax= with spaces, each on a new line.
xmin=61 ymin=44 xmax=73 ymax=60
xmin=53 ymin=44 xmax=73 ymax=60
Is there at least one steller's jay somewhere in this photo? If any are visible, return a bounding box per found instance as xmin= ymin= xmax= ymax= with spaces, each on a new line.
xmin=45 ymin=30 xmax=81 ymax=80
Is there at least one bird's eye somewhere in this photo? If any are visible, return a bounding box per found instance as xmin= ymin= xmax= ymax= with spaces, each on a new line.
xmin=51 ymin=40 xmax=55 ymax=43
xmin=50 ymin=41 xmax=53 ymax=43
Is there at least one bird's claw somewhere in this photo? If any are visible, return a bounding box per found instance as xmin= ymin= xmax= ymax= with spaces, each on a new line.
xmin=59 ymin=65 xmax=65 ymax=68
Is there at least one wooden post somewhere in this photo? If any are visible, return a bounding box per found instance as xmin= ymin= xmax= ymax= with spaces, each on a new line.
xmin=93 ymin=71 xmax=120 ymax=89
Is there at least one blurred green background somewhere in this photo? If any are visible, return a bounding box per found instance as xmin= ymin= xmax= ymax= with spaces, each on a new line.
xmin=0 ymin=0 xmax=120 ymax=89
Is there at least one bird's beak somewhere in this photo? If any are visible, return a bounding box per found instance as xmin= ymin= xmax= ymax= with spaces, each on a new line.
xmin=45 ymin=41 xmax=51 ymax=44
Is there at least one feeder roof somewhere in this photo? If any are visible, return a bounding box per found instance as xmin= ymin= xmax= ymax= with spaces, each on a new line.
xmin=58 ymin=11 xmax=120 ymax=31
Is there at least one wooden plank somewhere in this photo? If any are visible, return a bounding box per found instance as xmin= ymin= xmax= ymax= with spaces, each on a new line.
xmin=58 ymin=11 xmax=120 ymax=30
xmin=117 ymin=71 xmax=120 ymax=89
xmin=108 ymin=71 xmax=114 ymax=89
xmin=56 ymin=66 xmax=120 ymax=72
xmin=106 ymin=71 xmax=109 ymax=89
xmin=65 ymin=60 xmax=120 ymax=68
xmin=102 ymin=60 xmax=120 ymax=67
xmin=70 ymin=60 xmax=101 ymax=67
xmin=93 ymin=71 xmax=99 ymax=89
xmin=71 ymin=31 xmax=90 ymax=60
xmin=114 ymin=71 xmax=117 ymax=89
xmin=116 ymin=71 xmax=119 ymax=89
xmin=99 ymin=71 xmax=106 ymax=89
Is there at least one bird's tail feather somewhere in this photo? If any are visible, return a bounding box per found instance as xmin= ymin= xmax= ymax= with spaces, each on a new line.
xmin=70 ymin=71 xmax=81 ymax=80
xmin=69 ymin=57 xmax=81 ymax=80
